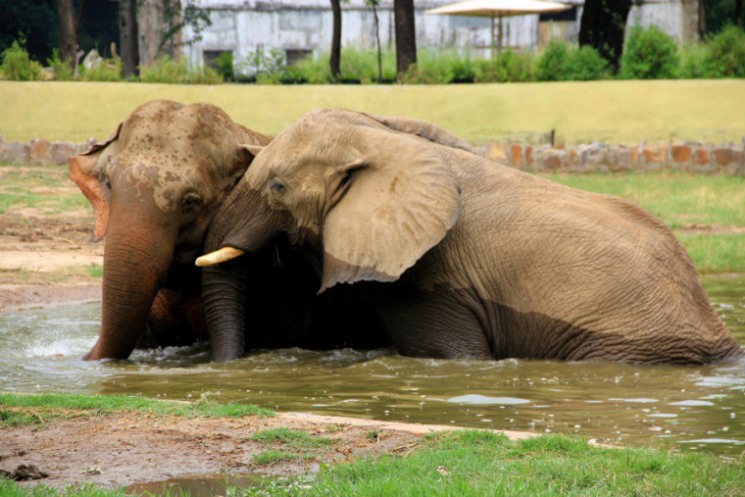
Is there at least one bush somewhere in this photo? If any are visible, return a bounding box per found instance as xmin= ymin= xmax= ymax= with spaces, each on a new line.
xmin=0 ymin=39 xmax=42 ymax=81
xmin=704 ymin=25 xmax=745 ymax=78
xmin=620 ymin=25 xmax=679 ymax=79
xmin=339 ymin=47 xmax=396 ymax=83
xmin=565 ymin=46 xmax=609 ymax=80
xmin=401 ymin=50 xmax=476 ymax=84
xmin=475 ymin=50 xmax=535 ymax=83
xmin=140 ymin=56 xmax=222 ymax=84
xmin=212 ymin=51 xmax=234 ymax=81
xmin=291 ymin=55 xmax=331 ymax=84
xmin=46 ymin=48 xmax=74 ymax=81
xmin=537 ymin=40 xmax=570 ymax=81
xmin=678 ymin=43 xmax=713 ymax=78
xmin=78 ymin=55 xmax=122 ymax=82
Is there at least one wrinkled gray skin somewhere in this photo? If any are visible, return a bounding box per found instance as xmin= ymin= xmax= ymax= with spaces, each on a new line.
xmin=201 ymin=109 xmax=743 ymax=365
xmin=70 ymin=100 xmax=270 ymax=360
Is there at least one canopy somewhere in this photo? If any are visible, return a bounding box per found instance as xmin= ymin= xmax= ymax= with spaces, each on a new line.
xmin=426 ymin=0 xmax=571 ymax=56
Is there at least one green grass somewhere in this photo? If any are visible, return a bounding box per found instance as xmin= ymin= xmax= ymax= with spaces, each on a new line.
xmin=291 ymin=431 xmax=744 ymax=497
xmin=248 ymin=427 xmax=333 ymax=465
xmin=0 ymin=393 xmax=272 ymax=419
xmin=0 ymin=165 xmax=88 ymax=215
xmin=545 ymin=171 xmax=745 ymax=273
xmin=2 ymin=80 xmax=744 ymax=145
xmin=546 ymin=171 xmax=745 ymax=228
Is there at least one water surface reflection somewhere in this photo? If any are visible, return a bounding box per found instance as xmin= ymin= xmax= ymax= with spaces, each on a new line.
xmin=1 ymin=275 xmax=743 ymax=457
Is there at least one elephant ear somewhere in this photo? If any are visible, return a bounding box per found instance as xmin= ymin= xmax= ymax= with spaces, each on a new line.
xmin=68 ymin=123 xmax=121 ymax=241
xmin=320 ymin=134 xmax=461 ymax=292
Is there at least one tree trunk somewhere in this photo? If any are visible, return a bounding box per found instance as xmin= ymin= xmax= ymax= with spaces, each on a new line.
xmin=578 ymin=0 xmax=632 ymax=72
xmin=330 ymin=0 xmax=341 ymax=82
xmin=119 ymin=0 xmax=139 ymax=77
xmin=56 ymin=0 xmax=76 ymax=68
xmin=372 ymin=1 xmax=383 ymax=83
xmin=393 ymin=0 xmax=417 ymax=81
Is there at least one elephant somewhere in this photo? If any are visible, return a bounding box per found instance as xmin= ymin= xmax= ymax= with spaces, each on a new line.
xmin=197 ymin=109 xmax=744 ymax=365
xmin=70 ymin=99 xmax=271 ymax=360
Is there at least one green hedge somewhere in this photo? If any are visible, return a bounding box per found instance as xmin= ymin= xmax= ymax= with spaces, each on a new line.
xmin=2 ymin=26 xmax=744 ymax=84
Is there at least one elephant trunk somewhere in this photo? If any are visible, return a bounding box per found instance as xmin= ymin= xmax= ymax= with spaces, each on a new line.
xmin=83 ymin=202 xmax=176 ymax=360
xmin=200 ymin=185 xmax=283 ymax=361
xmin=201 ymin=260 xmax=248 ymax=362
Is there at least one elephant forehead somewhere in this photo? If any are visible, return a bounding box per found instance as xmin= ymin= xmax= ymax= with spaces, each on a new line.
xmin=113 ymin=153 xmax=200 ymax=211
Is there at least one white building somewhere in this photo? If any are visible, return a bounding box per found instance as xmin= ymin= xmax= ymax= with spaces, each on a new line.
xmin=181 ymin=0 xmax=700 ymax=76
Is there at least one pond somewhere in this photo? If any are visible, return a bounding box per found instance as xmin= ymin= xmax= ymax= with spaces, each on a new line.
xmin=1 ymin=275 xmax=743 ymax=457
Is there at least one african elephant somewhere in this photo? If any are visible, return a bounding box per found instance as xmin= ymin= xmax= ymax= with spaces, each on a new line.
xmin=70 ymin=100 xmax=270 ymax=360
xmin=197 ymin=109 xmax=743 ymax=365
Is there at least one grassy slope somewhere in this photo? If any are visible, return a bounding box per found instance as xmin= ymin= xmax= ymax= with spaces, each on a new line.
xmin=2 ymin=80 xmax=744 ymax=144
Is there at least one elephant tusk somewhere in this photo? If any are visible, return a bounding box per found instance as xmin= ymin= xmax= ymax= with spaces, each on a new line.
xmin=195 ymin=247 xmax=246 ymax=267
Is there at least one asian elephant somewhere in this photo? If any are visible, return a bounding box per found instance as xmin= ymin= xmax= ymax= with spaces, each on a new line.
xmin=198 ymin=109 xmax=743 ymax=365
xmin=70 ymin=100 xmax=270 ymax=360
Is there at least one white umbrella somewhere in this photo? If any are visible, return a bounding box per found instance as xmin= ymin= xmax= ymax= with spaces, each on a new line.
xmin=427 ymin=0 xmax=571 ymax=57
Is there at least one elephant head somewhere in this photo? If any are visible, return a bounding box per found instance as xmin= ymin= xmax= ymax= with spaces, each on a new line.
xmin=70 ymin=100 xmax=271 ymax=360
xmin=196 ymin=109 xmax=466 ymax=361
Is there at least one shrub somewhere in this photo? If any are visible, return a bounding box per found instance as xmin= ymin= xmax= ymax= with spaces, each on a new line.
xmin=0 ymin=39 xmax=42 ymax=81
xmin=78 ymin=55 xmax=122 ymax=82
xmin=292 ymin=54 xmax=331 ymax=84
xmin=212 ymin=51 xmax=234 ymax=81
xmin=620 ymin=25 xmax=679 ymax=79
xmin=565 ymin=45 xmax=609 ymax=80
xmin=678 ymin=43 xmax=714 ymax=78
xmin=537 ymin=40 xmax=570 ymax=81
xmin=339 ymin=47 xmax=396 ymax=83
xmin=474 ymin=49 xmax=535 ymax=83
xmin=401 ymin=50 xmax=476 ymax=84
xmin=704 ymin=25 xmax=745 ymax=78
xmin=46 ymin=48 xmax=74 ymax=81
xmin=140 ymin=56 xmax=222 ymax=84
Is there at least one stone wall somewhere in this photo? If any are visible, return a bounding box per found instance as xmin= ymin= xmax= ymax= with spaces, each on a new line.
xmin=484 ymin=141 xmax=745 ymax=175
xmin=0 ymin=136 xmax=95 ymax=165
xmin=2 ymin=135 xmax=744 ymax=176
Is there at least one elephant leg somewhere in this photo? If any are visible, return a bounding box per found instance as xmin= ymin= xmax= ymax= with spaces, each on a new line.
xmin=371 ymin=282 xmax=493 ymax=360
xmin=139 ymin=289 xmax=207 ymax=349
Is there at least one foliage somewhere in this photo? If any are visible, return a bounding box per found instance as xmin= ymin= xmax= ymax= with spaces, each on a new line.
xmin=620 ymin=25 xmax=679 ymax=79
xmin=338 ymin=46 xmax=396 ymax=83
xmin=703 ymin=25 xmax=745 ymax=78
xmin=46 ymin=48 xmax=74 ymax=81
xmin=564 ymin=45 xmax=609 ymax=81
xmin=239 ymin=46 xmax=286 ymax=83
xmin=139 ymin=56 xmax=222 ymax=84
xmin=0 ymin=39 xmax=42 ymax=81
xmin=474 ymin=50 xmax=535 ymax=83
xmin=400 ymin=50 xmax=475 ymax=84
xmin=537 ymin=41 xmax=609 ymax=82
xmin=211 ymin=51 xmax=234 ymax=81
xmin=536 ymin=40 xmax=570 ymax=81
xmin=78 ymin=55 xmax=122 ymax=82
xmin=678 ymin=43 xmax=715 ymax=78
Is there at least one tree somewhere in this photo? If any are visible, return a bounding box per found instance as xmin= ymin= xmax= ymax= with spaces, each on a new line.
xmin=369 ymin=0 xmax=383 ymax=83
xmin=329 ymin=0 xmax=342 ymax=81
xmin=579 ymin=0 xmax=632 ymax=72
xmin=393 ymin=0 xmax=417 ymax=81
xmin=55 ymin=0 xmax=78 ymax=68
xmin=119 ymin=0 xmax=139 ymax=77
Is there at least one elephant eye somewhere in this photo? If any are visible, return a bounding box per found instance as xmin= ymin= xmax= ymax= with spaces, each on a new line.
xmin=181 ymin=192 xmax=203 ymax=214
xmin=270 ymin=179 xmax=286 ymax=195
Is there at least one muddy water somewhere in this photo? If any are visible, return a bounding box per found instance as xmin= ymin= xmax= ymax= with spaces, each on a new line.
xmin=1 ymin=275 xmax=743 ymax=457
